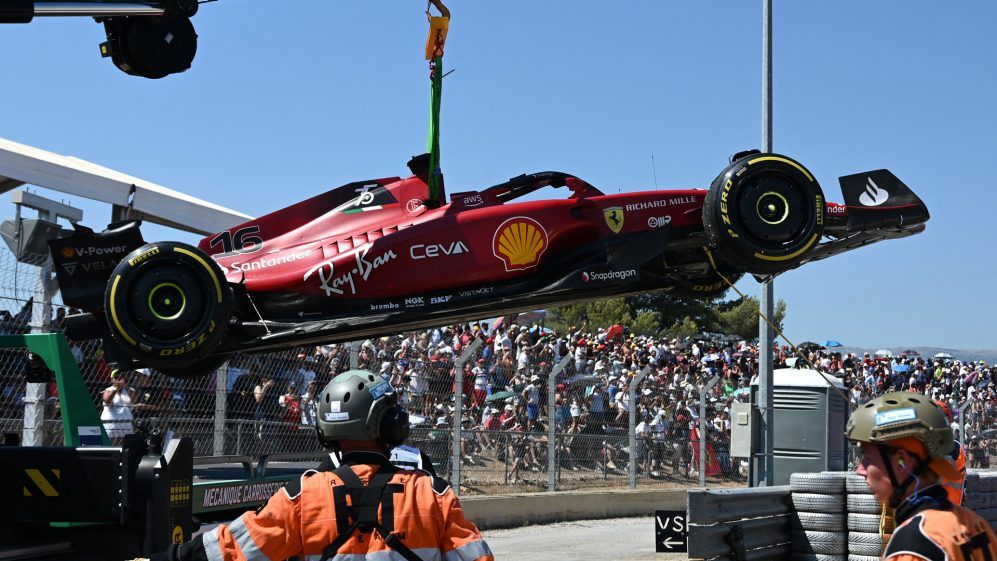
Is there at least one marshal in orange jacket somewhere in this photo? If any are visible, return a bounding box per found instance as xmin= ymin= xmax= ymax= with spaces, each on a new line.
xmin=158 ymin=454 xmax=493 ymax=561
xmin=884 ymin=485 xmax=996 ymax=561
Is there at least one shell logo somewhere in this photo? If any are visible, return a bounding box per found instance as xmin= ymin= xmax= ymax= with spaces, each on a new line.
xmin=492 ymin=216 xmax=548 ymax=272
xmin=61 ymin=247 xmax=75 ymax=259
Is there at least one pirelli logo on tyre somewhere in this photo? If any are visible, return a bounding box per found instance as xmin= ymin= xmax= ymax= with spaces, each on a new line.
xmin=23 ymin=468 xmax=61 ymax=497
xmin=719 ymin=177 xmax=738 ymax=238
xmin=692 ymin=280 xmax=725 ymax=292
xmin=815 ymin=195 xmax=824 ymax=226
xmin=128 ymin=246 xmax=161 ymax=267
xmin=158 ymin=321 xmax=215 ymax=357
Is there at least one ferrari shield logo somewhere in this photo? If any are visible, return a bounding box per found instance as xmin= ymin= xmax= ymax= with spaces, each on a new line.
xmin=604 ymin=207 xmax=624 ymax=234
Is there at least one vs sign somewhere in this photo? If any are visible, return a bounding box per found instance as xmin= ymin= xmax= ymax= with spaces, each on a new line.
xmin=654 ymin=510 xmax=688 ymax=553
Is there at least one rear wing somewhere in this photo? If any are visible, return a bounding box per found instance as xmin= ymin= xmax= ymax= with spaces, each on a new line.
xmin=760 ymin=169 xmax=929 ymax=281
xmin=839 ymin=169 xmax=929 ymax=230
xmin=48 ymin=221 xmax=145 ymax=313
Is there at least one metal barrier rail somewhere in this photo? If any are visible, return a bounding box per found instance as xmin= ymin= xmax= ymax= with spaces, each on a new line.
xmin=687 ymin=485 xmax=792 ymax=561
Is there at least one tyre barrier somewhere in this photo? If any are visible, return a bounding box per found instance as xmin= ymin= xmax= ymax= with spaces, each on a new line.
xmin=790 ymin=472 xmax=847 ymax=561
xmin=965 ymin=469 xmax=997 ymax=530
xmin=688 ymin=470 xmax=997 ymax=561
xmin=836 ymin=471 xmax=892 ymax=560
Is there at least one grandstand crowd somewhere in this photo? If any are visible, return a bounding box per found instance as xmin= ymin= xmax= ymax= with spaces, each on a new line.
xmin=2 ymin=305 xmax=996 ymax=478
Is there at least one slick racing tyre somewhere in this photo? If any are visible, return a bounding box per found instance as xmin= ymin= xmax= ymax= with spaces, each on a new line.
xmin=671 ymin=254 xmax=744 ymax=298
xmin=703 ymin=152 xmax=825 ymax=275
xmin=105 ymin=242 xmax=233 ymax=370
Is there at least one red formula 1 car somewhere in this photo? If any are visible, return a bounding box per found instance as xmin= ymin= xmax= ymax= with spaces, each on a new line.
xmin=50 ymin=150 xmax=929 ymax=376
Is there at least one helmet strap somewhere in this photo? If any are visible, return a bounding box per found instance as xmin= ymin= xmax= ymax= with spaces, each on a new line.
xmin=878 ymin=444 xmax=927 ymax=508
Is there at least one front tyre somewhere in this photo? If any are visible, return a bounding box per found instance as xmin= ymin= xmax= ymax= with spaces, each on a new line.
xmin=104 ymin=242 xmax=233 ymax=370
xmin=703 ymin=152 xmax=825 ymax=275
xmin=671 ymin=255 xmax=744 ymax=298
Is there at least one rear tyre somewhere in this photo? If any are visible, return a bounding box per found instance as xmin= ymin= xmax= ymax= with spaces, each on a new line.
xmin=104 ymin=242 xmax=232 ymax=370
xmin=157 ymin=354 xmax=230 ymax=380
xmin=703 ymin=152 xmax=825 ymax=275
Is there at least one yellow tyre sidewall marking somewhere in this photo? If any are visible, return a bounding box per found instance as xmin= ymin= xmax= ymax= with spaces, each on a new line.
xmin=753 ymin=233 xmax=820 ymax=261
xmin=109 ymin=274 xmax=137 ymax=346
xmin=747 ymin=156 xmax=815 ymax=182
xmin=173 ymin=247 xmax=223 ymax=303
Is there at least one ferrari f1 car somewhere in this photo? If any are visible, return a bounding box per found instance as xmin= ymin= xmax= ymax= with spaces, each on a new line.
xmin=49 ymin=150 xmax=929 ymax=376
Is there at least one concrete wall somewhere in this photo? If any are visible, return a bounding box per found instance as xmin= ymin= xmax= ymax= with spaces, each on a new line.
xmin=460 ymin=489 xmax=686 ymax=530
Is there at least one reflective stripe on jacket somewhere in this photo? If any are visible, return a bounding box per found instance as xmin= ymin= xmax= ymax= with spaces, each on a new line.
xmin=168 ymin=461 xmax=492 ymax=561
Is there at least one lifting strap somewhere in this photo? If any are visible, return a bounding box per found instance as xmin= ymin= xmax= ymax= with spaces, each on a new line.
xmin=424 ymin=0 xmax=450 ymax=208
xmin=319 ymin=459 xmax=423 ymax=561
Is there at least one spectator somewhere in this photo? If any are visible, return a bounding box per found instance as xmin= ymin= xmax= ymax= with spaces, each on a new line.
xmin=100 ymin=369 xmax=136 ymax=441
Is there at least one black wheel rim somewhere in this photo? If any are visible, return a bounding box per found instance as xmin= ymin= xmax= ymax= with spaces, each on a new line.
xmin=735 ymin=172 xmax=810 ymax=247
xmin=123 ymin=258 xmax=211 ymax=344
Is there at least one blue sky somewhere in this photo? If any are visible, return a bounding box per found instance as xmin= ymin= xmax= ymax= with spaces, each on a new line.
xmin=1 ymin=2 xmax=994 ymax=349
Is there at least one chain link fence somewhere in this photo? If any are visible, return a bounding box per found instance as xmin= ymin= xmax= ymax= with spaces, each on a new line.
xmin=0 ymin=243 xmax=750 ymax=494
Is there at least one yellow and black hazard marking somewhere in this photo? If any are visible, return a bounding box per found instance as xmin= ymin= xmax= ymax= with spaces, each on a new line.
xmin=22 ymin=468 xmax=61 ymax=497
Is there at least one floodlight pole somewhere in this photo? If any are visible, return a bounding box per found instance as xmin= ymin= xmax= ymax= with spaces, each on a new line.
xmin=757 ymin=0 xmax=776 ymax=487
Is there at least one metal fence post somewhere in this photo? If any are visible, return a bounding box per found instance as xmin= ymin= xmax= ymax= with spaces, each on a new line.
xmin=499 ymin=432 xmax=507 ymax=484
xmin=628 ymin=365 xmax=652 ymax=489
xmin=958 ymin=397 xmax=973 ymax=443
xmin=547 ymin=355 xmax=572 ymax=491
xmin=349 ymin=341 xmax=360 ymax=369
xmin=213 ymin=362 xmax=228 ymax=456
xmin=22 ymin=382 xmax=45 ymax=446
xmin=451 ymin=338 xmax=482 ymax=495
xmin=236 ymin=421 xmax=243 ymax=455
xmin=700 ymin=374 xmax=721 ymax=487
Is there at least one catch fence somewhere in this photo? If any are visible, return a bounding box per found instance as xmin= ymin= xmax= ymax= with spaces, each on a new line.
xmin=0 ymin=241 xmax=751 ymax=493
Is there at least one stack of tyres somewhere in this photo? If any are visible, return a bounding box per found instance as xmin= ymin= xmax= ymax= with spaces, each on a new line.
xmin=790 ymin=473 xmax=848 ymax=561
xmin=965 ymin=470 xmax=997 ymax=529
xmin=845 ymin=473 xmax=893 ymax=561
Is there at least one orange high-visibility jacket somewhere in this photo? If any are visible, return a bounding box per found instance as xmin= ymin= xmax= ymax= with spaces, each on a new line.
xmin=940 ymin=442 xmax=968 ymax=506
xmin=884 ymin=487 xmax=996 ymax=561
xmin=163 ymin=455 xmax=493 ymax=561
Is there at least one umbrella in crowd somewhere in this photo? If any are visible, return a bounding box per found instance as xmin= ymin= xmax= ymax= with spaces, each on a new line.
xmin=798 ymin=342 xmax=823 ymax=352
xmin=875 ymin=349 xmax=893 ymax=358
xmin=822 ymin=340 xmax=842 ymax=348
xmin=484 ymin=390 xmax=517 ymax=403
xmin=892 ymin=364 xmax=910 ymax=373
xmin=934 ymin=352 xmax=954 ymax=359
xmin=900 ymin=349 xmax=921 ymax=356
